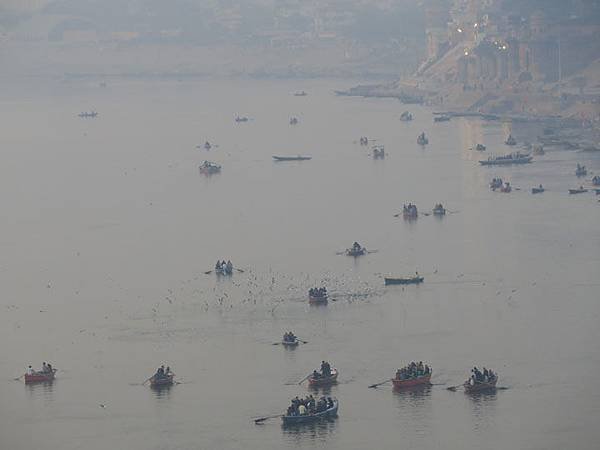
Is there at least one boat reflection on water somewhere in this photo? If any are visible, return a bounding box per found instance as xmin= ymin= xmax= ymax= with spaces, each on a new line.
xmin=26 ymin=379 xmax=55 ymax=399
xmin=468 ymin=389 xmax=498 ymax=430
xmin=282 ymin=415 xmax=338 ymax=443
xmin=393 ymin=383 xmax=432 ymax=407
xmin=150 ymin=382 xmax=174 ymax=400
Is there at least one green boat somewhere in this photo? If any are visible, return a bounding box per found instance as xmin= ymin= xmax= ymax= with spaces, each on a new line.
xmin=384 ymin=276 xmax=424 ymax=285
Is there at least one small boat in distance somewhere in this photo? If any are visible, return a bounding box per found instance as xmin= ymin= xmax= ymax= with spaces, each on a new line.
xmin=464 ymin=375 xmax=497 ymax=394
xmin=432 ymin=203 xmax=446 ymax=215
xmin=150 ymin=373 xmax=174 ymax=388
xmin=272 ymin=155 xmax=312 ymax=161
xmin=345 ymin=242 xmax=366 ymax=257
xmin=309 ymin=287 xmax=328 ymax=304
xmin=592 ymin=176 xmax=600 ymax=186
xmin=24 ymin=365 xmax=57 ymax=384
xmin=531 ymin=185 xmax=545 ymax=194
xmin=293 ymin=91 xmax=308 ymax=97
xmin=569 ymin=187 xmax=588 ymax=194
xmin=475 ymin=144 xmax=486 ymax=151
xmin=235 ymin=116 xmax=249 ymax=123
xmin=575 ymin=164 xmax=587 ymax=177
xmin=384 ymin=275 xmax=424 ymax=285
xmin=434 ymin=115 xmax=450 ymax=122
xmin=199 ymin=161 xmax=221 ymax=175
xmin=505 ymin=134 xmax=517 ymax=146
xmin=308 ymin=368 xmax=338 ymax=387
xmin=417 ymin=132 xmax=429 ymax=146
xmin=78 ymin=111 xmax=98 ymax=118
xmin=372 ymin=145 xmax=385 ymax=159
xmin=289 ymin=117 xmax=299 ymax=125
xmin=479 ymin=152 xmax=532 ymax=166
xmin=532 ymin=144 xmax=545 ymax=155
xmin=399 ymin=111 xmax=413 ymax=121
xmin=392 ymin=362 xmax=432 ymax=389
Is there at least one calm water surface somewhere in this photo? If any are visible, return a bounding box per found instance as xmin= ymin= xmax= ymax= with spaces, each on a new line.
xmin=0 ymin=78 xmax=599 ymax=450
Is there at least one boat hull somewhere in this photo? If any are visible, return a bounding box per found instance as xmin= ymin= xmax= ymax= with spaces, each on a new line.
xmin=392 ymin=374 xmax=431 ymax=389
xmin=282 ymin=400 xmax=338 ymax=425
xmin=385 ymin=277 xmax=424 ymax=285
xmin=24 ymin=371 xmax=56 ymax=383
xmin=308 ymin=369 xmax=338 ymax=387
xmin=150 ymin=374 xmax=174 ymax=388
xmin=532 ymin=188 xmax=544 ymax=194
xmin=464 ymin=377 xmax=497 ymax=393
xmin=282 ymin=340 xmax=299 ymax=347
xmin=309 ymin=295 xmax=328 ymax=304
xmin=272 ymin=156 xmax=311 ymax=161
xmin=479 ymin=157 xmax=532 ymax=166
xmin=569 ymin=189 xmax=587 ymax=194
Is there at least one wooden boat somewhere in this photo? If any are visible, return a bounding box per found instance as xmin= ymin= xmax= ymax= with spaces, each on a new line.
xmin=479 ymin=154 xmax=532 ymax=165
xmin=150 ymin=373 xmax=174 ymax=388
xmin=392 ymin=373 xmax=431 ymax=389
xmin=475 ymin=144 xmax=486 ymax=151
xmin=289 ymin=117 xmax=299 ymax=125
xmin=272 ymin=155 xmax=312 ymax=161
xmin=308 ymin=368 xmax=338 ymax=387
xmin=399 ymin=111 xmax=413 ymax=122
xmin=24 ymin=369 xmax=56 ymax=384
xmin=293 ymin=91 xmax=308 ymax=97
xmin=463 ymin=376 xmax=497 ymax=394
xmin=282 ymin=399 xmax=338 ymax=425
xmin=78 ymin=111 xmax=98 ymax=118
xmin=215 ymin=266 xmax=233 ymax=276
xmin=235 ymin=116 xmax=249 ymax=123
xmin=372 ymin=145 xmax=385 ymax=158
xmin=434 ymin=115 xmax=450 ymax=122
xmin=385 ymin=276 xmax=424 ymax=285
xmin=531 ymin=186 xmax=545 ymax=194
xmin=569 ymin=188 xmax=588 ymax=194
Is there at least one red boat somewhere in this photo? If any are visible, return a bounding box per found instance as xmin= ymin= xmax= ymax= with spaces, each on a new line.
xmin=463 ymin=376 xmax=497 ymax=393
xmin=308 ymin=368 xmax=338 ymax=387
xmin=150 ymin=373 xmax=174 ymax=388
xmin=24 ymin=370 xmax=56 ymax=384
xmin=392 ymin=373 xmax=431 ymax=389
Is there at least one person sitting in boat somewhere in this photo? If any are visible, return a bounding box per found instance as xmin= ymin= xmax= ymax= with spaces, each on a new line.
xmin=353 ymin=242 xmax=361 ymax=251
xmin=42 ymin=362 xmax=48 ymax=373
xmin=27 ymin=365 xmax=35 ymax=375
xmin=226 ymin=260 xmax=233 ymax=273
xmin=165 ymin=366 xmax=171 ymax=376
xmin=298 ymin=404 xmax=307 ymax=415
xmin=312 ymin=369 xmax=321 ymax=379
xmin=215 ymin=260 xmax=222 ymax=271
xmin=321 ymin=361 xmax=331 ymax=377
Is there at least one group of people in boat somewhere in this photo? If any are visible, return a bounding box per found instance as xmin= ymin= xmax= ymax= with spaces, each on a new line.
xmin=286 ymin=395 xmax=335 ymax=416
xmin=395 ymin=361 xmax=431 ymax=380
xmin=215 ymin=260 xmax=233 ymax=274
xmin=27 ymin=362 xmax=54 ymax=375
xmin=309 ymin=287 xmax=327 ymax=298
xmin=575 ymin=164 xmax=587 ymax=176
xmin=359 ymin=137 xmax=369 ymax=146
xmin=283 ymin=331 xmax=297 ymax=343
xmin=153 ymin=365 xmax=173 ymax=380
xmin=312 ymin=361 xmax=332 ymax=379
xmin=403 ymin=203 xmax=418 ymax=217
xmin=490 ymin=178 xmax=511 ymax=192
xmin=469 ymin=366 xmax=496 ymax=384
xmin=400 ymin=111 xmax=413 ymax=121
xmin=592 ymin=176 xmax=600 ymax=186
xmin=433 ymin=203 xmax=445 ymax=214
xmin=417 ymin=132 xmax=428 ymax=144
xmin=505 ymin=134 xmax=516 ymax=145
xmin=289 ymin=117 xmax=299 ymax=125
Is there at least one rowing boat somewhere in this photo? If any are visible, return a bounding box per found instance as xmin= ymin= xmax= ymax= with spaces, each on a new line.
xmin=532 ymin=187 xmax=545 ymax=194
xmin=24 ymin=369 xmax=56 ymax=383
xmin=308 ymin=368 xmax=338 ymax=387
xmin=479 ymin=155 xmax=532 ymax=165
xmin=392 ymin=373 xmax=431 ymax=389
xmin=150 ymin=373 xmax=174 ymax=388
xmin=309 ymin=294 xmax=328 ymax=304
xmin=569 ymin=188 xmax=588 ymax=194
xmin=385 ymin=276 xmax=424 ymax=285
xmin=463 ymin=376 xmax=497 ymax=394
xmin=282 ymin=338 xmax=299 ymax=347
xmin=272 ymin=155 xmax=312 ymax=161
xmin=282 ymin=399 xmax=338 ymax=425
xmin=346 ymin=248 xmax=366 ymax=257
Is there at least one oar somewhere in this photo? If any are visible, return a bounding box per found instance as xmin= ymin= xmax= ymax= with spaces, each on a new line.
xmin=254 ymin=413 xmax=282 ymax=424
xmin=296 ymin=338 xmax=308 ymax=344
xmin=235 ymin=268 xmax=245 ymax=273
xmin=13 ymin=374 xmax=23 ymax=381
xmin=297 ymin=373 xmax=312 ymax=385
xmin=447 ymin=384 xmax=463 ymax=391
xmin=141 ymin=377 xmax=153 ymax=385
xmin=204 ymin=270 xmax=213 ymax=275
xmin=368 ymin=378 xmax=392 ymax=388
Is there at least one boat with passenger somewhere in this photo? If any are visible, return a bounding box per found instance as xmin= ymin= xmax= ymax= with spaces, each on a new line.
xmin=463 ymin=367 xmax=497 ymax=394
xmin=384 ymin=274 xmax=424 ymax=285
xmin=345 ymin=241 xmax=366 ymax=256
xmin=475 ymin=144 xmax=486 ymax=151
xmin=149 ymin=365 xmax=174 ymax=388
xmin=308 ymin=362 xmax=338 ymax=387
xmin=24 ymin=363 xmax=56 ymax=383
xmin=531 ymin=185 xmax=545 ymax=194
xmin=417 ymin=132 xmax=429 ymax=146
xmin=403 ymin=203 xmax=418 ymax=219
xmin=199 ymin=161 xmax=221 ymax=175
xmin=532 ymin=144 xmax=545 ymax=155
xmin=215 ymin=260 xmax=234 ymax=275
xmin=78 ymin=111 xmax=98 ymax=118
xmin=500 ymin=182 xmax=512 ymax=193
xmin=282 ymin=397 xmax=338 ymax=425
xmin=309 ymin=287 xmax=328 ymax=304
xmin=479 ymin=152 xmax=532 ymax=166
xmin=293 ymin=91 xmax=308 ymax=97
xmin=505 ymin=134 xmax=517 ymax=146
xmin=392 ymin=361 xmax=432 ymax=389
xmin=235 ymin=116 xmax=249 ymax=123
xmin=432 ymin=203 xmax=446 ymax=215
xmin=434 ymin=115 xmax=450 ymax=122
xmin=272 ymin=155 xmax=312 ymax=161
xmin=282 ymin=332 xmax=299 ymax=347
xmin=372 ymin=145 xmax=385 ymax=159
xmin=592 ymin=176 xmax=600 ymax=186
xmin=575 ymin=164 xmax=587 ymax=177
xmin=399 ymin=111 xmax=413 ymax=122
xmin=289 ymin=117 xmax=299 ymax=125
xmin=569 ymin=186 xmax=588 ymax=194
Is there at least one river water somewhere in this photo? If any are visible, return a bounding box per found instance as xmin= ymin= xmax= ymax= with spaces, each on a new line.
xmin=0 ymin=78 xmax=599 ymax=450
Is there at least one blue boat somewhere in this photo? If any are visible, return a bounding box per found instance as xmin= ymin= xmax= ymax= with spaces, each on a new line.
xmin=282 ymin=399 xmax=338 ymax=425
